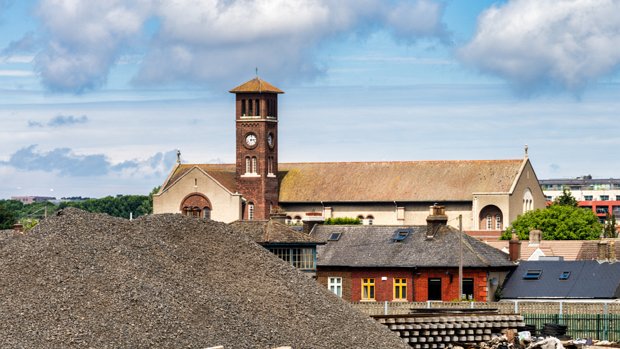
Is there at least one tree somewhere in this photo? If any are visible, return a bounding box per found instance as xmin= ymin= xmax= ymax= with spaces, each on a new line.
xmin=0 ymin=202 xmax=17 ymax=229
xmin=502 ymin=204 xmax=602 ymax=240
xmin=604 ymin=213 xmax=618 ymax=238
xmin=552 ymin=188 xmax=578 ymax=207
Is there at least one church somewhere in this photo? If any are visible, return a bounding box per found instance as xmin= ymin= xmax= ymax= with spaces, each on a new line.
xmin=153 ymin=77 xmax=546 ymax=231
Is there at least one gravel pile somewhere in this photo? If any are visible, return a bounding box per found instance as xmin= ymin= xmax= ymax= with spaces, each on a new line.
xmin=0 ymin=208 xmax=408 ymax=348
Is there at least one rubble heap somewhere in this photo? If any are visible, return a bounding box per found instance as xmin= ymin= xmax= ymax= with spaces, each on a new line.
xmin=0 ymin=208 xmax=408 ymax=348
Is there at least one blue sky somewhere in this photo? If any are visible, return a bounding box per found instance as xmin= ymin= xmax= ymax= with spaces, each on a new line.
xmin=1 ymin=0 xmax=619 ymax=199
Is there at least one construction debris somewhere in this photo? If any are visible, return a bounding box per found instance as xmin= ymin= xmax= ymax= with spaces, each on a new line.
xmin=0 ymin=208 xmax=409 ymax=348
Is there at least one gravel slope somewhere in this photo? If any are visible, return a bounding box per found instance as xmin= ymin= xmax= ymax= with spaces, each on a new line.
xmin=0 ymin=208 xmax=408 ymax=349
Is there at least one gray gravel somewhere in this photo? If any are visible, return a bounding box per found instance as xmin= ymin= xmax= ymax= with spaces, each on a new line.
xmin=0 ymin=208 xmax=409 ymax=349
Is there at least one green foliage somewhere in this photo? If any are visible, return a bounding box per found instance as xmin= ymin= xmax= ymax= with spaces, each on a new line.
xmin=59 ymin=194 xmax=151 ymax=219
xmin=0 ymin=201 xmax=18 ymax=229
xmin=501 ymin=204 xmax=602 ymax=240
xmin=324 ymin=217 xmax=362 ymax=225
xmin=603 ymin=213 xmax=618 ymax=238
xmin=552 ymin=188 xmax=578 ymax=207
xmin=19 ymin=218 xmax=39 ymax=231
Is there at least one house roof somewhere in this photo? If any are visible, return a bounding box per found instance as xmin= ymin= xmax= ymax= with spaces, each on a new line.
xmin=309 ymin=225 xmax=516 ymax=268
xmin=486 ymin=239 xmax=620 ymax=261
xmin=229 ymin=77 xmax=284 ymax=94
xmin=161 ymin=159 xmax=525 ymax=202
xmin=501 ymin=260 xmax=620 ymax=299
xmin=230 ymin=220 xmax=323 ymax=245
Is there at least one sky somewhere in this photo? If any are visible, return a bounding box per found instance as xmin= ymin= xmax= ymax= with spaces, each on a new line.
xmin=1 ymin=0 xmax=619 ymax=199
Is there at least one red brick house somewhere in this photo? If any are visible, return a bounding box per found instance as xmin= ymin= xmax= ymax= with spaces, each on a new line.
xmin=310 ymin=207 xmax=516 ymax=302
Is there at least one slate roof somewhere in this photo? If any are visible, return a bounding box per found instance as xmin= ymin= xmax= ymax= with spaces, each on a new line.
xmin=229 ymin=77 xmax=284 ymax=94
xmin=310 ymin=225 xmax=516 ymax=268
xmin=161 ymin=159 xmax=525 ymax=202
xmin=501 ymin=260 xmax=620 ymax=299
xmin=230 ymin=220 xmax=323 ymax=245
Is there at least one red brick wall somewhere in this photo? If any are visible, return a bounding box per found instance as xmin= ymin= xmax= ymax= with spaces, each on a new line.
xmin=317 ymin=267 xmax=490 ymax=302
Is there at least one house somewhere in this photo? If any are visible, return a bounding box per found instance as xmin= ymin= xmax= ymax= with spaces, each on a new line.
xmin=500 ymin=260 xmax=620 ymax=301
xmin=153 ymin=77 xmax=547 ymax=231
xmin=486 ymin=231 xmax=620 ymax=261
xmin=229 ymin=219 xmax=324 ymax=275
xmin=309 ymin=205 xmax=516 ymax=302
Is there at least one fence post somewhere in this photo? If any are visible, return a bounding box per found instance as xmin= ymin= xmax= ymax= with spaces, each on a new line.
xmin=603 ymin=302 xmax=609 ymax=341
xmin=385 ymin=301 xmax=388 ymax=316
xmin=559 ymin=301 xmax=563 ymax=322
xmin=427 ymin=301 xmax=431 ymax=309
xmin=470 ymin=302 xmax=474 ymax=309
xmin=514 ymin=301 xmax=519 ymax=314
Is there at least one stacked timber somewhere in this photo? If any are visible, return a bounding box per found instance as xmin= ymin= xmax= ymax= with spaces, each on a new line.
xmin=374 ymin=313 xmax=525 ymax=348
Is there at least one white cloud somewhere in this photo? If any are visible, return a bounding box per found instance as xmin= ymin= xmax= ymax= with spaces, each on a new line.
xmin=30 ymin=0 xmax=449 ymax=92
xmin=459 ymin=0 xmax=620 ymax=93
xmin=0 ymin=69 xmax=34 ymax=77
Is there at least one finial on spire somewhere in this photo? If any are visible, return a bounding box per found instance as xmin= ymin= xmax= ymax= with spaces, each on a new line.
xmin=176 ymin=149 xmax=181 ymax=164
xmin=255 ymin=67 xmax=259 ymax=78
xmin=524 ymin=144 xmax=529 ymax=158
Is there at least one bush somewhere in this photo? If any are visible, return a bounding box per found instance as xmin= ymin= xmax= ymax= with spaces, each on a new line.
xmin=324 ymin=217 xmax=362 ymax=225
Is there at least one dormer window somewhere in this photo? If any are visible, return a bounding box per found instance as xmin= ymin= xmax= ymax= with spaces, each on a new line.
xmin=559 ymin=271 xmax=571 ymax=280
xmin=328 ymin=232 xmax=342 ymax=241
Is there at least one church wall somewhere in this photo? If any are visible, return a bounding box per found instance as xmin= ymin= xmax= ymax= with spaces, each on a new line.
xmin=153 ymin=167 xmax=243 ymax=223
xmin=280 ymin=201 xmax=474 ymax=229
xmin=508 ymin=160 xmax=547 ymax=225
xmin=472 ymin=194 xmax=510 ymax=231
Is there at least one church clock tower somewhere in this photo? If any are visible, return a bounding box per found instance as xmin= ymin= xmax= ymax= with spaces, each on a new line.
xmin=230 ymin=77 xmax=283 ymax=220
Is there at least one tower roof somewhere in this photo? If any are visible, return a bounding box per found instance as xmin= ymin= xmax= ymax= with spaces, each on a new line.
xmin=229 ymin=77 xmax=284 ymax=94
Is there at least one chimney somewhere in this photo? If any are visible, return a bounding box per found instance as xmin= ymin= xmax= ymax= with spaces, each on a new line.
xmin=302 ymin=212 xmax=324 ymax=234
xmin=608 ymin=241 xmax=616 ymax=262
xmin=598 ymin=240 xmax=608 ymax=261
xmin=528 ymin=229 xmax=542 ymax=245
xmin=12 ymin=223 xmax=23 ymax=233
xmin=509 ymin=233 xmax=521 ymax=262
xmin=426 ymin=204 xmax=448 ymax=239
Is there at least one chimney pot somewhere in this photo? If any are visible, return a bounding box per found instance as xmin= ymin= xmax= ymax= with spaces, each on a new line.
xmin=598 ymin=240 xmax=608 ymax=261
xmin=302 ymin=213 xmax=324 ymax=234
xmin=426 ymin=204 xmax=448 ymax=238
xmin=529 ymin=229 xmax=542 ymax=245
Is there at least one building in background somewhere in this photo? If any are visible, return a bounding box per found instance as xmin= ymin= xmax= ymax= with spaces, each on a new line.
xmin=154 ymin=77 xmax=547 ymax=231
xmin=10 ymin=196 xmax=56 ymax=205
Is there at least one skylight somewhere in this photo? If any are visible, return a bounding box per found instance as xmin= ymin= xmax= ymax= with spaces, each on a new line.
xmin=392 ymin=228 xmax=412 ymax=242
xmin=328 ymin=232 xmax=342 ymax=241
xmin=523 ymin=269 xmax=542 ymax=280
xmin=559 ymin=271 xmax=571 ymax=280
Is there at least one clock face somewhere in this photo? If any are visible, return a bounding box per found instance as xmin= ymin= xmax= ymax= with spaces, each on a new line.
xmin=267 ymin=133 xmax=274 ymax=148
xmin=245 ymin=133 xmax=257 ymax=147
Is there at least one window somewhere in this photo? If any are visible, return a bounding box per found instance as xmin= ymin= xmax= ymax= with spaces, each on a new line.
xmin=245 ymin=156 xmax=251 ymax=174
xmin=584 ymin=195 xmax=593 ymax=201
xmin=428 ymin=278 xmax=442 ymax=301
xmin=393 ymin=278 xmax=407 ymax=300
xmin=255 ymin=99 xmax=260 ymax=116
xmin=268 ymin=156 xmax=273 ymax=175
xmin=462 ymin=278 xmax=474 ymax=300
xmin=241 ymin=99 xmax=246 ymax=115
xmin=523 ymin=269 xmax=542 ymax=280
xmin=392 ymin=228 xmax=412 ymax=242
xmin=285 ymin=216 xmax=292 ymax=225
xmin=600 ymin=195 xmax=609 ymax=201
xmin=203 ymin=207 xmax=211 ymax=220
xmin=495 ymin=215 xmax=502 ymax=230
xmin=248 ymin=203 xmax=254 ymax=220
xmin=328 ymin=232 xmax=342 ymax=241
xmin=486 ymin=215 xmax=492 ymax=230
xmin=616 ymin=196 xmax=620 ymax=201
xmin=559 ymin=271 xmax=571 ymax=280
xmin=366 ymin=215 xmax=374 ymax=225
xmin=248 ymin=98 xmax=253 ymax=115
xmin=251 ymin=157 xmax=258 ymax=174
xmin=361 ymin=278 xmax=375 ymax=300
xmin=293 ymin=215 xmax=302 ymax=224
xmin=545 ymin=196 xmax=553 ymax=201
xmin=328 ymin=277 xmax=342 ymax=297
xmin=268 ymin=247 xmax=316 ymax=270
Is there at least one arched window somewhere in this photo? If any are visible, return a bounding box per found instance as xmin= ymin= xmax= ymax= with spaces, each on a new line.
xmin=523 ymin=189 xmax=534 ymax=212
xmin=180 ymin=193 xmax=212 ymax=219
xmin=285 ymin=216 xmax=292 ymax=225
xmin=480 ymin=205 xmax=503 ymax=231
xmin=268 ymin=156 xmax=273 ymax=175
xmin=248 ymin=202 xmax=255 ymax=220
xmin=241 ymin=99 xmax=246 ymax=116
xmin=366 ymin=215 xmax=374 ymax=226
xmin=294 ymin=215 xmax=302 ymax=224
xmin=245 ymin=156 xmax=251 ymax=174
xmin=255 ymin=99 xmax=260 ymax=116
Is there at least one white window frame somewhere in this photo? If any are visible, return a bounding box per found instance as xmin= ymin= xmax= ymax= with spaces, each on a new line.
xmin=328 ymin=277 xmax=342 ymax=297
xmin=248 ymin=203 xmax=254 ymax=220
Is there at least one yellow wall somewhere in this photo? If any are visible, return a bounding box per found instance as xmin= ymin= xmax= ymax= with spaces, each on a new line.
xmin=153 ymin=167 xmax=243 ymax=223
